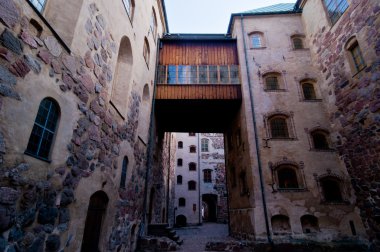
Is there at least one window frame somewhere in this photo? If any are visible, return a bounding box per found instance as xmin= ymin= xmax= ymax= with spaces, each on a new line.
xmin=189 ymin=162 xmax=196 ymax=171
xmin=25 ymin=98 xmax=60 ymax=162
xmin=249 ymin=32 xmax=265 ymax=49
xmin=188 ymin=180 xmax=196 ymax=191
xmin=265 ymin=112 xmax=297 ymax=140
xmin=119 ymin=156 xmax=129 ymax=188
xmin=201 ymin=138 xmax=209 ymax=152
xmin=189 ymin=145 xmax=196 ymax=153
xmin=122 ymin=0 xmax=135 ymax=22
xmin=262 ymin=72 xmax=286 ymax=92
xmin=28 ymin=0 xmax=47 ymax=12
xmin=150 ymin=8 xmax=158 ymax=40
xmin=203 ymin=169 xmax=212 ymax=183
xmin=178 ymin=141 xmax=183 ymax=149
xmin=345 ymin=37 xmax=366 ymax=75
xmin=322 ymin=0 xmax=349 ymax=26
xmin=270 ymin=162 xmax=306 ymax=192
xmin=143 ymin=37 xmax=150 ymax=68
xmin=177 ymin=158 xmax=183 ymax=167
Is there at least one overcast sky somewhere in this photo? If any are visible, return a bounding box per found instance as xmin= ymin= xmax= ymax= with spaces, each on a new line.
xmin=165 ymin=0 xmax=297 ymax=34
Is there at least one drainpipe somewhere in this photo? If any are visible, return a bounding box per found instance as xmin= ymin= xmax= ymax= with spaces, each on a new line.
xmin=240 ymin=14 xmax=273 ymax=244
xmin=166 ymin=133 xmax=171 ymax=225
xmin=140 ymin=36 xmax=162 ymax=237
xmin=197 ymin=133 xmax=202 ymax=225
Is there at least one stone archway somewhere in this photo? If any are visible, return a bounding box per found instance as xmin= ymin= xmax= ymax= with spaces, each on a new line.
xmin=202 ymin=194 xmax=217 ymax=222
xmin=81 ymin=191 xmax=109 ymax=252
xmin=176 ymin=215 xmax=187 ymax=227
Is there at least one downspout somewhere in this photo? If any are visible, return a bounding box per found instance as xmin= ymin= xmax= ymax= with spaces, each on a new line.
xmin=197 ymin=133 xmax=202 ymax=225
xmin=140 ymin=36 xmax=162 ymax=236
xmin=166 ymin=133 xmax=171 ymax=224
xmin=240 ymin=14 xmax=272 ymax=244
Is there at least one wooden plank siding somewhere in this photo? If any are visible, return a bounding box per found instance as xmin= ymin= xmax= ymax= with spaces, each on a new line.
xmin=159 ymin=41 xmax=238 ymax=65
xmin=156 ymin=85 xmax=241 ymax=100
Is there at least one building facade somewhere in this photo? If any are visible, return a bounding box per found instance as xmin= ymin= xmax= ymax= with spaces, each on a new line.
xmin=173 ymin=133 xmax=228 ymax=226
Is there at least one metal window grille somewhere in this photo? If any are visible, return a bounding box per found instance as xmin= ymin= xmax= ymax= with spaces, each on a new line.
xmin=266 ymin=76 xmax=279 ymax=90
xmin=25 ymin=98 xmax=59 ymax=160
xmin=324 ymin=0 xmax=349 ymax=25
xmin=204 ymin=170 xmax=212 ymax=183
xmin=189 ymin=146 xmax=196 ymax=153
xmin=189 ymin=162 xmax=196 ymax=171
xmin=29 ymin=0 xmax=46 ymax=12
xmin=312 ymin=132 xmax=329 ymax=149
xmin=350 ymin=44 xmax=365 ymax=72
xmin=230 ymin=65 xmax=240 ymax=84
xmin=201 ymin=139 xmax=209 ymax=152
xmin=177 ymin=158 xmax=183 ymax=166
xmin=302 ymin=83 xmax=316 ymax=99
xmin=177 ymin=175 xmax=183 ymax=185
xmin=293 ymin=38 xmax=304 ymax=49
xmin=270 ymin=117 xmax=289 ymax=138
xmin=188 ymin=181 xmax=196 ymax=190
xmin=120 ymin=157 xmax=128 ymax=188
xmin=278 ymin=168 xmax=299 ymax=189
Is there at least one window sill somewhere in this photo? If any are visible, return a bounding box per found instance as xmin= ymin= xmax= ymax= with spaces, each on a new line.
xmin=352 ymin=65 xmax=367 ymax=78
xmin=310 ymin=148 xmax=336 ymax=152
xmin=292 ymin=48 xmax=309 ymax=51
xmin=24 ymin=151 xmax=51 ymax=163
xmin=301 ymin=99 xmax=323 ymax=102
xmin=250 ymin=46 xmax=266 ymax=50
xmin=264 ymin=89 xmax=287 ymax=92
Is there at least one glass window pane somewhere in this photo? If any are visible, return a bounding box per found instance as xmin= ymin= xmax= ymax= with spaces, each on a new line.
xmin=230 ymin=65 xmax=239 ymax=84
xmin=209 ymin=66 xmax=218 ymax=84
xmin=157 ymin=65 xmax=167 ymax=84
xmin=252 ymin=35 xmax=262 ymax=48
xmin=199 ymin=66 xmax=208 ymax=84
xmin=190 ymin=66 xmax=197 ymax=84
xmin=220 ymin=66 xmax=229 ymax=84
xmin=168 ymin=65 xmax=176 ymax=84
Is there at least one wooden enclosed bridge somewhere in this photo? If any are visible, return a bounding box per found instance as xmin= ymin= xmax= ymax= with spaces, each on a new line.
xmin=154 ymin=34 xmax=242 ymax=133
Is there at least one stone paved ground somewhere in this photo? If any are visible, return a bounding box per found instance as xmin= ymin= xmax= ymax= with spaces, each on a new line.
xmin=175 ymin=223 xmax=231 ymax=252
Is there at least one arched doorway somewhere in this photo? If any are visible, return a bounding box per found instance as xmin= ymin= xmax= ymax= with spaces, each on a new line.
xmin=176 ymin=215 xmax=187 ymax=227
xmin=148 ymin=187 xmax=155 ymax=224
xmin=202 ymin=194 xmax=217 ymax=222
xmin=81 ymin=191 xmax=109 ymax=252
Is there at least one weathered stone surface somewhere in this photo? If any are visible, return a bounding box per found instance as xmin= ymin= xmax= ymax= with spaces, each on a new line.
xmin=51 ymin=59 xmax=62 ymax=74
xmin=24 ymin=55 xmax=42 ymax=74
xmin=85 ymin=19 xmax=92 ymax=35
xmin=37 ymin=207 xmax=58 ymax=225
xmin=0 ymin=187 xmax=19 ymax=205
xmin=0 ymin=29 xmax=23 ymax=54
xmin=74 ymin=86 xmax=89 ymax=103
xmin=45 ymin=234 xmax=60 ymax=252
xmin=0 ymin=132 xmax=4 ymax=154
xmin=0 ymin=65 xmax=16 ymax=86
xmin=17 ymin=208 xmax=36 ymax=227
xmin=79 ymin=74 xmax=94 ymax=93
xmin=84 ymin=51 xmax=95 ymax=69
xmin=63 ymin=55 xmax=78 ymax=76
xmin=9 ymin=58 xmax=30 ymax=78
xmin=100 ymin=48 xmax=108 ymax=62
xmin=0 ymin=0 xmax=20 ymax=28
xmin=38 ymin=49 xmax=52 ymax=64
xmin=8 ymin=226 xmax=23 ymax=242
xmin=96 ymin=14 xmax=106 ymax=29
xmin=44 ymin=36 xmax=62 ymax=57
xmin=59 ymin=208 xmax=70 ymax=224
xmin=0 ymin=205 xmax=14 ymax=232
xmin=0 ymin=47 xmax=12 ymax=61
xmin=20 ymin=30 xmax=38 ymax=48
xmin=87 ymin=36 xmax=95 ymax=50
xmin=60 ymin=188 xmax=74 ymax=207
xmin=62 ymin=73 xmax=75 ymax=90
xmin=93 ymin=36 xmax=100 ymax=50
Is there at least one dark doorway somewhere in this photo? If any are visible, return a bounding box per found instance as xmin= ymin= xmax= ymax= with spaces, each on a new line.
xmin=81 ymin=191 xmax=109 ymax=252
xmin=148 ymin=187 xmax=155 ymax=224
xmin=202 ymin=194 xmax=217 ymax=222
xmin=176 ymin=215 xmax=187 ymax=227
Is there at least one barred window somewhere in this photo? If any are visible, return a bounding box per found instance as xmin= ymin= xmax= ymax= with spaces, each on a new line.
xmin=292 ymin=37 xmax=304 ymax=49
xmin=188 ymin=181 xmax=196 ymax=191
xmin=179 ymin=197 xmax=186 ymax=206
xmin=203 ymin=169 xmax=212 ymax=183
xmin=167 ymin=65 xmax=176 ymax=84
xmin=323 ymin=0 xmax=349 ymax=25
xmin=28 ymin=0 xmax=46 ymax=12
xmin=311 ymin=130 xmax=330 ymax=150
xmin=189 ymin=162 xmax=196 ymax=171
xmin=269 ymin=116 xmax=289 ymax=138
xmin=25 ymin=98 xmax=60 ymax=161
xmin=177 ymin=175 xmax=183 ymax=184
xmin=201 ymin=138 xmax=209 ymax=152
xmin=177 ymin=158 xmax=183 ymax=166
xmin=219 ymin=65 xmax=229 ymax=84
xmin=302 ymin=83 xmax=317 ymax=100
xmin=178 ymin=141 xmax=183 ymax=149
xmin=209 ymin=65 xmax=218 ymax=84
xmin=277 ymin=167 xmax=299 ymax=189
xmin=266 ymin=76 xmax=279 ymax=90
xmin=189 ymin=145 xmax=196 ymax=153
xmin=251 ymin=33 xmax=263 ymax=48
xmin=199 ymin=66 xmax=208 ymax=84
xmin=349 ymin=43 xmax=365 ymax=72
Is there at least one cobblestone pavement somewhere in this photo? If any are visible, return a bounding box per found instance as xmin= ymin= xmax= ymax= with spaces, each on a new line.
xmin=174 ymin=223 xmax=231 ymax=252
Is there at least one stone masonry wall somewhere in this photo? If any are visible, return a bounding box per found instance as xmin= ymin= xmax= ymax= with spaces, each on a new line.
xmin=303 ymin=0 xmax=380 ymax=247
xmin=0 ymin=1 xmax=153 ymax=251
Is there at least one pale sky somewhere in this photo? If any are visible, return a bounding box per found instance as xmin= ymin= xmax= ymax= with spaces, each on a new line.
xmin=165 ymin=0 xmax=297 ymax=34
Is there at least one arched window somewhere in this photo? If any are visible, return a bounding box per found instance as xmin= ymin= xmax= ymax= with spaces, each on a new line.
xmin=320 ymin=177 xmax=343 ymax=203
xmin=291 ymin=35 xmax=305 ymax=49
xmin=177 ymin=158 xmax=183 ymax=166
xmin=201 ymin=138 xmax=209 ymax=152
xmin=177 ymin=175 xmax=183 ymax=184
xmin=188 ymin=181 xmax=196 ymax=191
xmin=142 ymin=84 xmax=150 ymax=102
xmin=271 ymin=215 xmax=291 ymax=235
xmin=122 ymin=0 xmax=135 ymax=21
xmin=25 ymin=98 xmax=60 ymax=161
xmin=150 ymin=8 xmax=158 ymax=40
xmin=250 ymin=32 xmax=264 ymax=48
xmin=28 ymin=0 xmax=46 ymax=12
xmin=143 ymin=37 xmax=150 ymax=66
xmin=311 ymin=130 xmax=330 ymax=150
xmin=301 ymin=82 xmax=317 ymax=100
xmin=178 ymin=198 xmax=186 ymax=206
xmin=345 ymin=37 xmax=365 ymax=73
xmin=203 ymin=169 xmax=212 ymax=183
xmin=277 ymin=167 xmax=299 ymax=189
xmin=189 ymin=145 xmax=196 ymax=153
xmin=269 ymin=116 xmax=289 ymax=138
xmin=178 ymin=141 xmax=183 ymax=149
xmin=111 ymin=36 xmax=133 ymax=118
xmin=120 ymin=156 xmax=129 ymax=188
xmin=263 ymin=72 xmax=283 ymax=91
xmin=301 ymin=215 xmax=319 ymax=233
xmin=189 ymin=162 xmax=196 ymax=171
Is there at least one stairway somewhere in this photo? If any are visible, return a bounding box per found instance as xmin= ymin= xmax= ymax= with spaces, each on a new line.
xmin=148 ymin=224 xmax=183 ymax=245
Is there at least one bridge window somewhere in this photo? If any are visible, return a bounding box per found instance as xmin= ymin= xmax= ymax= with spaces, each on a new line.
xmin=209 ymin=66 xmax=218 ymax=84
xmin=323 ymin=0 xmax=348 ymax=25
xmin=178 ymin=197 xmax=186 ymax=206
xmin=311 ymin=130 xmax=330 ymax=150
xmin=201 ymin=139 xmax=209 ymax=152
xmin=177 ymin=175 xmax=183 ymax=184
xmin=123 ymin=0 xmax=135 ymax=21
xmin=203 ymin=169 xmax=212 ymax=183
xmin=189 ymin=145 xmax=196 ymax=153
xmin=189 ymin=162 xmax=196 ymax=171
xmin=28 ymin=0 xmax=46 ymax=12
xmin=269 ymin=116 xmax=289 ymax=138
xmin=177 ymin=158 xmax=183 ymax=166
xmin=25 ymin=98 xmax=60 ymax=161
xmin=188 ymin=181 xmax=196 ymax=191
xmin=199 ymin=66 xmax=208 ymax=84
xmin=178 ymin=141 xmax=183 ymax=149
xmin=168 ymin=65 xmax=176 ymax=84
